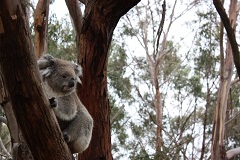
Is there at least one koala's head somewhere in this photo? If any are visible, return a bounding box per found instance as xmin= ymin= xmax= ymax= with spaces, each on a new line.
xmin=38 ymin=54 xmax=82 ymax=97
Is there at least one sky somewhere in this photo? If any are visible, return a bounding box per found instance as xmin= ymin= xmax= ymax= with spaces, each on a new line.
xmin=50 ymin=0 xmax=68 ymax=18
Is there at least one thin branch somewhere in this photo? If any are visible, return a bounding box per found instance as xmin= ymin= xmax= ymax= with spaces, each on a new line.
xmin=156 ymin=0 xmax=177 ymax=66
xmin=230 ymin=78 xmax=239 ymax=86
xmin=110 ymin=105 xmax=125 ymax=124
xmin=155 ymin=0 xmax=166 ymax=57
xmin=220 ymin=20 xmax=224 ymax=79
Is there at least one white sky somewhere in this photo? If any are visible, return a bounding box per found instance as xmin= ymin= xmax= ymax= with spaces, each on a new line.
xmin=50 ymin=0 xmax=68 ymax=18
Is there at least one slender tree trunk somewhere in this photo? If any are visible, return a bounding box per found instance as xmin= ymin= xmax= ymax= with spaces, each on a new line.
xmin=155 ymin=78 xmax=163 ymax=156
xmin=65 ymin=0 xmax=82 ymax=53
xmin=200 ymin=86 xmax=210 ymax=160
xmin=213 ymin=0 xmax=240 ymax=79
xmin=34 ymin=0 xmax=49 ymax=58
xmin=0 ymin=1 xmax=72 ymax=159
xmin=76 ymin=0 xmax=140 ymax=159
xmin=211 ymin=0 xmax=238 ymax=159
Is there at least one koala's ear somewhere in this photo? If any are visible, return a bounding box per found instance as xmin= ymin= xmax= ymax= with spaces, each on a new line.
xmin=71 ymin=62 xmax=82 ymax=77
xmin=71 ymin=62 xmax=82 ymax=84
xmin=37 ymin=54 xmax=55 ymax=78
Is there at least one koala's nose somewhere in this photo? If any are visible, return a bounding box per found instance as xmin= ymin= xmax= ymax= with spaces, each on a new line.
xmin=68 ymin=78 xmax=75 ymax=88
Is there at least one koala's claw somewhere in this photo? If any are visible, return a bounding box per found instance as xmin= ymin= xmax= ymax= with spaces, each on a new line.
xmin=63 ymin=132 xmax=70 ymax=143
xmin=49 ymin=97 xmax=57 ymax=108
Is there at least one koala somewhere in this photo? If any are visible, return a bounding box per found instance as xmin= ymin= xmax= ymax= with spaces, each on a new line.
xmin=37 ymin=54 xmax=93 ymax=154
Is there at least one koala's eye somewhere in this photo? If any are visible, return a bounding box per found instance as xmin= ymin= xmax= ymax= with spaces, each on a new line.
xmin=62 ymin=75 xmax=67 ymax=78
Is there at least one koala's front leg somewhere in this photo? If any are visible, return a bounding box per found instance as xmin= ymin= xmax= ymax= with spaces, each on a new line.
xmin=49 ymin=97 xmax=57 ymax=108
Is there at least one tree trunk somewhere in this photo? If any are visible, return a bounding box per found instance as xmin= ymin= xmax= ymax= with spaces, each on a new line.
xmin=211 ymin=0 xmax=238 ymax=159
xmin=76 ymin=0 xmax=140 ymax=159
xmin=155 ymin=80 xmax=163 ymax=155
xmin=0 ymin=76 xmax=32 ymax=160
xmin=213 ymin=0 xmax=240 ymax=79
xmin=34 ymin=0 xmax=50 ymax=58
xmin=0 ymin=1 xmax=72 ymax=159
xmin=65 ymin=0 xmax=82 ymax=54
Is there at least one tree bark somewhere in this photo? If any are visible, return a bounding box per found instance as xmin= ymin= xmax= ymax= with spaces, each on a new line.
xmin=211 ymin=0 xmax=239 ymax=159
xmin=34 ymin=0 xmax=50 ymax=58
xmin=65 ymin=0 xmax=82 ymax=53
xmin=0 ymin=1 xmax=72 ymax=159
xmin=213 ymin=0 xmax=240 ymax=79
xmin=76 ymin=0 xmax=140 ymax=159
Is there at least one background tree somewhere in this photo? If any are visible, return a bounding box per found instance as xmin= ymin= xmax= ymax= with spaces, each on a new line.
xmin=109 ymin=0 xmax=205 ymax=159
xmin=211 ymin=0 xmax=240 ymax=159
xmin=0 ymin=0 xmax=140 ymax=159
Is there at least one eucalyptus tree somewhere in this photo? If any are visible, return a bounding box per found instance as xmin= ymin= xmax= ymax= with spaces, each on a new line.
xmin=110 ymin=0 xmax=201 ymax=159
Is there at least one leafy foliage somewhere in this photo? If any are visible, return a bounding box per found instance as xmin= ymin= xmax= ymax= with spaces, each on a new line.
xmin=47 ymin=13 xmax=77 ymax=60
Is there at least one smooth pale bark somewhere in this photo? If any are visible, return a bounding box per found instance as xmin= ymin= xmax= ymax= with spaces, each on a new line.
xmin=226 ymin=147 xmax=240 ymax=159
xmin=211 ymin=0 xmax=239 ymax=159
xmin=213 ymin=0 xmax=240 ymax=79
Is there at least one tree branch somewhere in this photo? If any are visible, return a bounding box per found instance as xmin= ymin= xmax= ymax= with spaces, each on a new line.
xmin=65 ymin=0 xmax=83 ymax=54
xmin=155 ymin=0 xmax=166 ymax=56
xmin=213 ymin=0 xmax=240 ymax=79
xmin=34 ymin=0 xmax=50 ymax=58
xmin=226 ymin=147 xmax=240 ymax=159
xmin=110 ymin=105 xmax=125 ymax=124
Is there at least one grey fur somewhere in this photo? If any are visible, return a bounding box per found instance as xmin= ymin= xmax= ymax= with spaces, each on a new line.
xmin=37 ymin=54 xmax=93 ymax=153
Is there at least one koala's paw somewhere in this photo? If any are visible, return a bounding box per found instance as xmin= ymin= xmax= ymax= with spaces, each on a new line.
xmin=63 ymin=132 xmax=70 ymax=143
xmin=49 ymin=97 xmax=57 ymax=108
